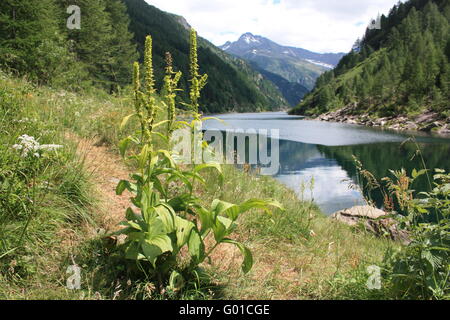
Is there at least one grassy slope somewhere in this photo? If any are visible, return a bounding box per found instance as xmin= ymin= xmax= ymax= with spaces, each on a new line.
xmin=290 ymin=50 xmax=386 ymax=116
xmin=0 ymin=73 xmax=393 ymax=300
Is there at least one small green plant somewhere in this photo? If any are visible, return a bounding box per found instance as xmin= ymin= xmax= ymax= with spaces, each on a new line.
xmin=382 ymin=169 xmax=449 ymax=300
xmin=354 ymin=156 xmax=449 ymax=300
xmin=115 ymin=31 xmax=283 ymax=294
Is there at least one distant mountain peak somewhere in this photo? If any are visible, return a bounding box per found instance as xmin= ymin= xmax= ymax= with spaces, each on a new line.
xmin=219 ymin=32 xmax=345 ymax=98
xmin=221 ymin=41 xmax=232 ymax=51
xmin=239 ymin=32 xmax=262 ymax=44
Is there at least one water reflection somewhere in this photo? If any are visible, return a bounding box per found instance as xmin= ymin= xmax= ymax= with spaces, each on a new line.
xmin=276 ymin=139 xmax=450 ymax=214
xmin=203 ymin=112 xmax=450 ymax=215
xmin=276 ymin=139 xmax=366 ymax=214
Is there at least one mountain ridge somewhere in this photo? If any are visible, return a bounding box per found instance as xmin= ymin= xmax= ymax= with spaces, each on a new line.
xmin=221 ymin=32 xmax=344 ymax=67
xmin=220 ymin=32 xmax=345 ymax=105
xmin=123 ymin=0 xmax=289 ymax=113
xmin=289 ymin=0 xmax=450 ymax=134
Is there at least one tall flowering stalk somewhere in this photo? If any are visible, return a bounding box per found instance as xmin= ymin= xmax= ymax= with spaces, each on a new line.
xmin=132 ymin=62 xmax=146 ymax=141
xmin=163 ymin=52 xmax=182 ymax=139
xmin=143 ymin=36 xmax=157 ymax=146
xmin=189 ymin=28 xmax=208 ymax=120
xmin=116 ymin=32 xmax=283 ymax=294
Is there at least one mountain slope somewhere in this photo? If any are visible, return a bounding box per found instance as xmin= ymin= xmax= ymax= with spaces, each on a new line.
xmin=255 ymin=67 xmax=310 ymax=106
xmin=123 ymin=0 xmax=288 ymax=113
xmin=221 ymin=33 xmax=345 ymax=90
xmin=290 ymin=0 xmax=450 ymax=132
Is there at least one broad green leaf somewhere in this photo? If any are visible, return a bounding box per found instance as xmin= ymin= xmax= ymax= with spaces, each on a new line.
xmin=197 ymin=207 xmax=215 ymax=236
xmin=141 ymin=235 xmax=173 ymax=266
xmin=116 ymin=180 xmax=131 ymax=195
xmin=222 ymin=239 xmax=253 ymax=274
xmin=228 ymin=199 xmax=284 ymax=221
xmin=127 ymin=232 xmax=144 ymax=242
xmin=141 ymin=242 xmax=162 ymax=266
xmin=146 ymin=235 xmax=173 ymax=253
xmin=188 ymin=229 xmax=205 ymax=263
xmin=211 ymin=199 xmax=236 ymax=218
xmin=153 ymin=120 xmax=170 ymax=129
xmin=124 ymin=242 xmax=143 ymax=260
xmin=154 ymin=204 xmax=176 ymax=233
xmin=212 ymin=216 xmax=233 ymax=242
xmin=120 ymin=113 xmax=137 ymax=131
xmin=218 ymin=216 xmax=235 ymax=232
xmin=168 ymin=270 xmax=185 ymax=292
xmin=175 ymin=216 xmax=195 ymax=249
xmin=145 ymin=217 xmax=166 ymax=238
xmin=121 ymin=220 xmax=142 ymax=231
xmin=157 ymin=149 xmax=177 ymax=168
xmin=137 ymin=144 xmax=151 ymax=169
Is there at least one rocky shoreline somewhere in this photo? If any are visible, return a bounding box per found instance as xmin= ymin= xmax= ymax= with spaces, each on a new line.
xmin=314 ymin=106 xmax=450 ymax=135
xmin=331 ymin=205 xmax=410 ymax=244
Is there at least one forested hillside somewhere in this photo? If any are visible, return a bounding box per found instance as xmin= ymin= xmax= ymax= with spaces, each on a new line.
xmin=256 ymin=67 xmax=310 ymax=106
xmin=0 ymin=0 xmax=138 ymax=91
xmin=123 ymin=0 xmax=288 ymax=113
xmin=290 ymin=0 xmax=450 ymax=125
xmin=0 ymin=0 xmax=286 ymax=113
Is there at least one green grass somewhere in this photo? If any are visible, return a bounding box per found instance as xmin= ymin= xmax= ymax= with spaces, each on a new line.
xmin=0 ymin=73 xmax=99 ymax=299
xmin=0 ymin=72 xmax=395 ymax=300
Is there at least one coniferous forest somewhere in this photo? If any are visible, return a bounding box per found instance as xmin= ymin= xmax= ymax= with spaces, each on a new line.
xmin=0 ymin=0 xmax=287 ymax=113
xmin=0 ymin=0 xmax=449 ymax=304
xmin=291 ymin=0 xmax=450 ymax=119
xmin=0 ymin=0 xmax=138 ymax=91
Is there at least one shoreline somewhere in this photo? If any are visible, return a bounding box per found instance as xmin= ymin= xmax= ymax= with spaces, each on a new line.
xmin=309 ymin=107 xmax=450 ymax=137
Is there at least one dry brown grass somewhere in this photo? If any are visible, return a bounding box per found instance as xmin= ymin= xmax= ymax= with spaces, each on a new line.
xmin=67 ymin=133 xmax=131 ymax=231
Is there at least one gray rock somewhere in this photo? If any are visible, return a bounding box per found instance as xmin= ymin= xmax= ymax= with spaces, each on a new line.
xmin=438 ymin=124 xmax=450 ymax=134
xmin=404 ymin=122 xmax=419 ymax=130
xmin=415 ymin=111 xmax=439 ymax=124
xmin=420 ymin=121 xmax=439 ymax=132
xmin=331 ymin=206 xmax=410 ymax=244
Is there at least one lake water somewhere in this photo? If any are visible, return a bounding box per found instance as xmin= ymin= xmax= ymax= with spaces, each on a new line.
xmin=203 ymin=112 xmax=450 ymax=215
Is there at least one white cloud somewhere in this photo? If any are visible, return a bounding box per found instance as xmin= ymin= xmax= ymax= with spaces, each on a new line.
xmin=145 ymin=0 xmax=402 ymax=53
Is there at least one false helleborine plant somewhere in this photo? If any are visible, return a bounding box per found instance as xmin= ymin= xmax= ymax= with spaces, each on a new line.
xmin=115 ymin=30 xmax=283 ymax=292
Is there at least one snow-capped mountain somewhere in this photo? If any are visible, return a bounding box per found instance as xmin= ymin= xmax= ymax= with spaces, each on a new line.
xmin=220 ymin=33 xmax=345 ymax=91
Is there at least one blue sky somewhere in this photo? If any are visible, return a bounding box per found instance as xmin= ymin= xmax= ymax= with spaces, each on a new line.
xmin=145 ymin=0 xmax=403 ymax=53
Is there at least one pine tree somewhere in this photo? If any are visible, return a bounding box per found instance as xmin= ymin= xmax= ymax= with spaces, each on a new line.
xmin=0 ymin=0 xmax=73 ymax=83
xmin=105 ymin=0 xmax=138 ymax=92
xmin=317 ymin=85 xmax=334 ymax=111
xmin=61 ymin=0 xmax=114 ymax=88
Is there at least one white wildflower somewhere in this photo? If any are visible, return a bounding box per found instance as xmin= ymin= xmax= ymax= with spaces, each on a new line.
xmin=12 ymin=135 xmax=63 ymax=158
xmin=40 ymin=144 xmax=63 ymax=151
xmin=12 ymin=144 xmax=23 ymax=150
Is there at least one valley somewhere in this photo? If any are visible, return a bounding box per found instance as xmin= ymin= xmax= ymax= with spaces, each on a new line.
xmin=0 ymin=0 xmax=449 ymax=303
